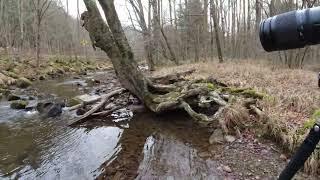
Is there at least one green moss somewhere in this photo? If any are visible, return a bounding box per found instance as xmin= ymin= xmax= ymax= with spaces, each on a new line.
xmin=67 ymin=98 xmax=82 ymax=107
xmin=7 ymin=94 xmax=21 ymax=101
xmin=10 ymin=100 xmax=28 ymax=109
xmin=16 ymin=77 xmax=32 ymax=88
xmin=241 ymin=89 xmax=266 ymax=99
xmin=298 ymin=110 xmax=320 ymax=135
xmin=207 ymin=83 xmax=217 ymax=90
xmin=312 ymin=110 xmax=320 ymax=120
xmin=303 ymin=119 xmax=316 ymax=130
xmin=2 ymin=71 xmax=19 ymax=79
xmin=0 ymin=88 xmax=10 ymax=96
xmin=222 ymin=87 xmax=266 ymax=99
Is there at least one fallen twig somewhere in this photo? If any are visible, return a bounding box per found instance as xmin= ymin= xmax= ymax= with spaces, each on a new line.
xmin=91 ymin=106 xmax=123 ymax=116
xmin=68 ymin=88 xmax=126 ymax=126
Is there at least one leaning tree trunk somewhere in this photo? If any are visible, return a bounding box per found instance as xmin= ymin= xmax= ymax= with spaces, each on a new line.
xmin=82 ymin=0 xmax=148 ymax=102
xmin=81 ymin=0 xmax=263 ymax=130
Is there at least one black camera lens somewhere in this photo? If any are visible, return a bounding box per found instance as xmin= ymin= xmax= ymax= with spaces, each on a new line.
xmin=260 ymin=7 xmax=320 ymax=52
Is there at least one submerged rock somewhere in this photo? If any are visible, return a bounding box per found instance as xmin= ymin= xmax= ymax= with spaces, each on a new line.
xmin=16 ymin=77 xmax=32 ymax=88
xmin=11 ymin=100 xmax=28 ymax=109
xmin=37 ymin=101 xmax=64 ymax=118
xmin=25 ymin=101 xmax=38 ymax=111
xmin=222 ymin=165 xmax=232 ymax=173
xmin=67 ymin=98 xmax=82 ymax=107
xmin=7 ymin=94 xmax=21 ymax=101
xmin=47 ymin=103 xmax=64 ymax=117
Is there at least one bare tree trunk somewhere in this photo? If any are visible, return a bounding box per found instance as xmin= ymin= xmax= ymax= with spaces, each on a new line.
xmin=247 ymin=0 xmax=251 ymax=32
xmin=169 ymin=0 xmax=173 ymax=26
xmin=255 ymin=0 xmax=261 ymax=32
xmin=219 ymin=0 xmax=225 ymax=44
xmin=36 ymin=17 xmax=41 ymax=66
xmin=160 ymin=27 xmax=178 ymax=64
xmin=210 ymin=11 xmax=214 ymax=61
xmin=128 ymin=0 xmax=155 ymax=70
xmin=173 ymin=0 xmax=177 ymax=30
xmin=84 ymin=0 xmax=148 ymax=100
xmin=210 ymin=0 xmax=223 ymax=63
xmin=231 ymin=0 xmax=236 ymax=57
xmin=204 ymin=0 xmax=208 ymax=31
xmin=152 ymin=0 xmax=160 ymax=69
xmin=19 ymin=0 xmax=24 ymax=48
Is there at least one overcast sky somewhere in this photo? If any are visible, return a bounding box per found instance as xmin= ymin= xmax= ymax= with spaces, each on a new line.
xmin=61 ymin=1 xmax=132 ymax=24
xmin=61 ymin=0 xmax=170 ymax=26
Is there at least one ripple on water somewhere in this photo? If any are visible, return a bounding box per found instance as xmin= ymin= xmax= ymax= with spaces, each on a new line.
xmin=0 ymin=108 xmax=123 ymax=179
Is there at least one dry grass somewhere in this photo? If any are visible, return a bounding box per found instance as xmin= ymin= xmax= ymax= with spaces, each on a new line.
xmin=155 ymin=59 xmax=320 ymax=174
xmin=157 ymin=60 xmax=320 ymax=126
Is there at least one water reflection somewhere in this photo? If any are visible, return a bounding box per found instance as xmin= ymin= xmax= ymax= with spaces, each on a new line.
xmin=0 ymin=71 xmax=125 ymax=180
xmin=0 ymin=107 xmax=123 ymax=179
xmin=100 ymin=111 xmax=220 ymax=179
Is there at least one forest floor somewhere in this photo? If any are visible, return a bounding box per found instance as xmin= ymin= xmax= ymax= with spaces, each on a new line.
xmin=96 ymin=60 xmax=320 ymax=179
xmin=154 ymin=60 xmax=320 ymax=175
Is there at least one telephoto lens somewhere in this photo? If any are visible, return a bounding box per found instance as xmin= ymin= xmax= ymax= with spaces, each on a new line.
xmin=260 ymin=6 xmax=320 ymax=52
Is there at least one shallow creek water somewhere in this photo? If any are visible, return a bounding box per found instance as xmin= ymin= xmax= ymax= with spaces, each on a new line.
xmin=0 ymin=72 xmax=317 ymax=180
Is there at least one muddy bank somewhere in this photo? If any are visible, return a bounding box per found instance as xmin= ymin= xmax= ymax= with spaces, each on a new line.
xmin=96 ymin=111 xmax=318 ymax=180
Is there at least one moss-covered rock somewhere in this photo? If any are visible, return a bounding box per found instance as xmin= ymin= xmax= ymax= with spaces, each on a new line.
xmin=16 ymin=77 xmax=32 ymax=88
xmin=7 ymin=94 xmax=21 ymax=101
xmin=0 ymin=88 xmax=10 ymax=96
xmin=10 ymin=100 xmax=28 ymax=109
xmin=2 ymin=71 xmax=19 ymax=79
xmin=67 ymin=98 xmax=82 ymax=107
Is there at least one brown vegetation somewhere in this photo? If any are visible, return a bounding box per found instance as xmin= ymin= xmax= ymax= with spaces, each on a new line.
xmin=156 ymin=60 xmax=320 ymax=174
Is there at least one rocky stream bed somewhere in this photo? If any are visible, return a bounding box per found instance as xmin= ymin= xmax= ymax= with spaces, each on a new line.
xmin=0 ymin=70 xmax=318 ymax=180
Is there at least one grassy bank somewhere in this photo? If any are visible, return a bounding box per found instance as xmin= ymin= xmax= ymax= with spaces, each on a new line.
xmin=155 ymin=60 xmax=320 ymax=175
xmin=0 ymin=55 xmax=112 ymax=88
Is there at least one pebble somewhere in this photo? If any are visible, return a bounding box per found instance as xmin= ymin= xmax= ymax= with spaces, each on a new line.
xmin=223 ymin=165 xmax=232 ymax=173
xmin=198 ymin=152 xmax=211 ymax=158
xmin=209 ymin=129 xmax=224 ymax=144
xmin=225 ymin=135 xmax=236 ymax=143
xmin=280 ymin=154 xmax=287 ymax=161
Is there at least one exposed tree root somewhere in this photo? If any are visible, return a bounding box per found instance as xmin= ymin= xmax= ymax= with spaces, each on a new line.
xmin=68 ymin=73 xmax=263 ymax=137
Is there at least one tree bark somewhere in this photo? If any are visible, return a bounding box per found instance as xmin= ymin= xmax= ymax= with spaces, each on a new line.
xmin=36 ymin=16 xmax=41 ymax=67
xmin=210 ymin=0 xmax=223 ymax=63
xmin=255 ymin=0 xmax=261 ymax=32
xmin=152 ymin=0 xmax=160 ymax=69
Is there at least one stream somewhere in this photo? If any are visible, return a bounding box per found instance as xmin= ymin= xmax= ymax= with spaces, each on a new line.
xmin=0 ymin=71 xmax=315 ymax=180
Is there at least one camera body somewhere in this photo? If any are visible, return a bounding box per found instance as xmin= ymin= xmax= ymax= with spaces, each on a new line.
xmin=260 ymin=7 xmax=320 ymax=52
